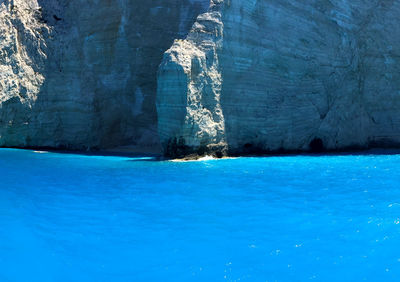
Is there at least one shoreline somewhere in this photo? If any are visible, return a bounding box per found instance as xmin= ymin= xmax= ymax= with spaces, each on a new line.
xmin=2 ymin=146 xmax=400 ymax=161
xmin=0 ymin=145 xmax=162 ymax=159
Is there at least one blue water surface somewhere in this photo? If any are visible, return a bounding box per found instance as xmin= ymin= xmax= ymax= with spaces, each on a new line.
xmin=1 ymin=148 xmax=400 ymax=281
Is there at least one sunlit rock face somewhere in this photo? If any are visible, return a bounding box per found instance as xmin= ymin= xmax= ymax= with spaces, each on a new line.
xmin=0 ymin=0 xmax=208 ymax=150
xmin=157 ymin=0 xmax=227 ymax=158
xmin=0 ymin=0 xmax=49 ymax=146
xmin=3 ymin=0 xmax=400 ymax=156
xmin=157 ymin=0 xmax=400 ymax=157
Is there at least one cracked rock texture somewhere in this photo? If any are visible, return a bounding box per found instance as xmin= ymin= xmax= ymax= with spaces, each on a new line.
xmin=2 ymin=0 xmax=400 ymax=156
xmin=157 ymin=0 xmax=400 ymax=156
xmin=0 ymin=0 xmax=208 ymax=150
xmin=157 ymin=0 xmax=227 ymax=157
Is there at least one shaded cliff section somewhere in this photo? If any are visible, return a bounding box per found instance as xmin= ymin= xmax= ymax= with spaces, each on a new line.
xmin=3 ymin=0 xmax=400 ymax=158
xmin=0 ymin=0 xmax=209 ymax=151
xmin=157 ymin=0 xmax=400 ymax=158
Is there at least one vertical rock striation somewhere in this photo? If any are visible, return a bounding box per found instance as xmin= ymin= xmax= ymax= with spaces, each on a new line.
xmin=2 ymin=0 xmax=400 ymax=156
xmin=0 ymin=0 xmax=49 ymax=146
xmin=157 ymin=0 xmax=400 ymax=157
xmin=220 ymin=0 xmax=400 ymax=154
xmin=0 ymin=0 xmax=209 ymax=150
xmin=157 ymin=0 xmax=227 ymax=157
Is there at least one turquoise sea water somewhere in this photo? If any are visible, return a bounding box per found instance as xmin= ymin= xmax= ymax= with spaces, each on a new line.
xmin=1 ymin=148 xmax=400 ymax=281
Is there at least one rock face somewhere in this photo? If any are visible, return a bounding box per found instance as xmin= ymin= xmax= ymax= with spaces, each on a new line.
xmin=157 ymin=0 xmax=227 ymax=157
xmin=0 ymin=0 xmax=49 ymax=146
xmin=157 ymin=0 xmax=400 ymax=156
xmin=2 ymin=0 xmax=400 ymax=157
xmin=0 ymin=0 xmax=208 ymax=150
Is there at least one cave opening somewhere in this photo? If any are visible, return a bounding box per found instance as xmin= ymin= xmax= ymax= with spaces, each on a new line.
xmin=309 ymin=138 xmax=324 ymax=152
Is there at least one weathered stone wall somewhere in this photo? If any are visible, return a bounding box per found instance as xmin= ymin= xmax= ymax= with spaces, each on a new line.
xmin=157 ymin=0 xmax=227 ymax=157
xmin=0 ymin=0 xmax=209 ymax=150
xmin=3 ymin=0 xmax=400 ymax=157
xmin=157 ymin=0 xmax=400 ymax=157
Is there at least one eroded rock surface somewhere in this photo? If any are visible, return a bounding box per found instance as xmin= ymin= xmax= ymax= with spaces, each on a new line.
xmin=0 ymin=0 xmax=208 ymax=150
xmin=2 ymin=0 xmax=400 ymax=157
xmin=157 ymin=0 xmax=400 ymax=157
xmin=0 ymin=0 xmax=49 ymax=146
xmin=157 ymin=0 xmax=227 ymax=157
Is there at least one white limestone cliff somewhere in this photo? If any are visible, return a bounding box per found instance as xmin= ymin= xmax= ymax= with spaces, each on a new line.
xmin=0 ymin=0 xmax=49 ymax=146
xmin=0 ymin=0 xmax=208 ymax=150
xmin=157 ymin=0 xmax=227 ymax=157
xmin=2 ymin=0 xmax=400 ymax=157
xmin=157 ymin=0 xmax=400 ymax=157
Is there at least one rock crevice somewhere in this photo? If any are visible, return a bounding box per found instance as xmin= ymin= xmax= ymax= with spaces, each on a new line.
xmin=0 ymin=0 xmax=209 ymax=151
xmin=157 ymin=0 xmax=400 ymax=157
xmin=3 ymin=0 xmax=400 ymax=157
